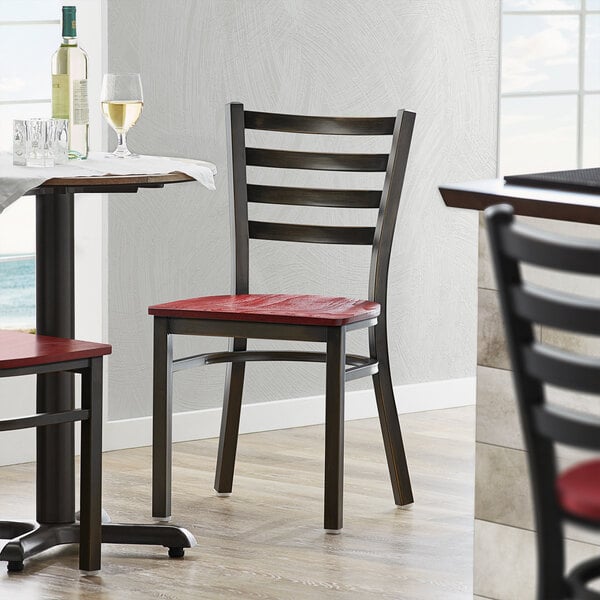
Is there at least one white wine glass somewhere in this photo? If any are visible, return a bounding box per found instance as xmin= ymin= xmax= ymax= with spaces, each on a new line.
xmin=101 ymin=73 xmax=144 ymax=158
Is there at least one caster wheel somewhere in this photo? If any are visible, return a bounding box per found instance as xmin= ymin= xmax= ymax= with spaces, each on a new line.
xmin=168 ymin=547 xmax=185 ymax=559
xmin=7 ymin=561 xmax=24 ymax=573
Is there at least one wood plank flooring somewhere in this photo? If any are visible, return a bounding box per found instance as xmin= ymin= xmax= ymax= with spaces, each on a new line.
xmin=0 ymin=406 xmax=474 ymax=599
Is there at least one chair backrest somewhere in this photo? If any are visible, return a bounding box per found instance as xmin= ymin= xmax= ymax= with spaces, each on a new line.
xmin=486 ymin=203 xmax=600 ymax=455
xmin=226 ymin=102 xmax=416 ymax=313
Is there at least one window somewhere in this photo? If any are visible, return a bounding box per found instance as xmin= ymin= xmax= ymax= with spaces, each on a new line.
xmin=0 ymin=0 xmax=62 ymax=328
xmin=499 ymin=0 xmax=600 ymax=174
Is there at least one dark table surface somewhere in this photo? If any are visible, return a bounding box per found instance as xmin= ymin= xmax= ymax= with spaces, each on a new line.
xmin=439 ymin=178 xmax=600 ymax=225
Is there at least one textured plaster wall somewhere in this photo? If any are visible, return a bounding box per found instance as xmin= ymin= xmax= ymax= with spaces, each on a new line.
xmin=106 ymin=0 xmax=499 ymax=421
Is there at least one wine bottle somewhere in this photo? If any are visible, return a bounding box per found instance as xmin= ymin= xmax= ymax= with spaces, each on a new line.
xmin=51 ymin=6 xmax=89 ymax=159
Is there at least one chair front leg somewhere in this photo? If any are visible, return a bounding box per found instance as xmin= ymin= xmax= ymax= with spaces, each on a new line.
xmin=152 ymin=317 xmax=174 ymax=521
xmin=324 ymin=326 xmax=345 ymax=532
xmin=79 ymin=357 xmax=103 ymax=572
xmin=215 ymin=337 xmax=247 ymax=495
xmin=369 ymin=320 xmax=413 ymax=506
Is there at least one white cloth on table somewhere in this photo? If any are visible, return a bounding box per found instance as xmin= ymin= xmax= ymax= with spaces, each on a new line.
xmin=0 ymin=151 xmax=217 ymax=214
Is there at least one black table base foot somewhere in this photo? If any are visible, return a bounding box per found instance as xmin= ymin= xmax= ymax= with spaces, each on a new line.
xmin=101 ymin=522 xmax=196 ymax=552
xmin=0 ymin=522 xmax=78 ymax=564
xmin=0 ymin=520 xmax=196 ymax=571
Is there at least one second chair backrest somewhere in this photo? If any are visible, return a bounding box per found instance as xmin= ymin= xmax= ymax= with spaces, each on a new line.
xmin=486 ymin=203 xmax=600 ymax=598
xmin=226 ymin=102 xmax=416 ymax=312
xmin=486 ymin=203 xmax=600 ymax=432
xmin=486 ymin=202 xmax=600 ymax=514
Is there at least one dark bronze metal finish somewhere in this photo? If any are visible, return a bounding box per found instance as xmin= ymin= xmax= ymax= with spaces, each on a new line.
xmin=244 ymin=110 xmax=396 ymax=135
xmin=151 ymin=103 xmax=416 ymax=530
xmin=248 ymin=221 xmax=375 ymax=245
xmin=247 ymin=184 xmax=382 ymax=208
xmin=0 ymin=355 xmax=103 ymax=571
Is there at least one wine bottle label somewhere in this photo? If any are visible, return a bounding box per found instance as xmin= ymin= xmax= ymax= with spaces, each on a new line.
xmin=72 ymin=79 xmax=89 ymax=125
xmin=51 ymin=74 xmax=70 ymax=119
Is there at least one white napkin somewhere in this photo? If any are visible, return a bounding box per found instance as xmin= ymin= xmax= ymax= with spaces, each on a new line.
xmin=0 ymin=151 xmax=217 ymax=214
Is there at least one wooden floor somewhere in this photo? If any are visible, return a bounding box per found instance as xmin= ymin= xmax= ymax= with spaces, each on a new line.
xmin=0 ymin=406 xmax=474 ymax=599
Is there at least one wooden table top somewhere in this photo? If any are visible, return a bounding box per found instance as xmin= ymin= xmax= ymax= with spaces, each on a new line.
xmin=439 ymin=178 xmax=600 ymax=225
xmin=39 ymin=171 xmax=195 ymax=188
xmin=23 ymin=171 xmax=196 ymax=196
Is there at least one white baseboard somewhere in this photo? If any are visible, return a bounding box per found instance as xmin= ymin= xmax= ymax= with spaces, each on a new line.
xmin=103 ymin=376 xmax=475 ymax=452
xmin=0 ymin=376 xmax=475 ymax=465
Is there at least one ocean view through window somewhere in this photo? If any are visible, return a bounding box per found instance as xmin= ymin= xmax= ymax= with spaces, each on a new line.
xmin=0 ymin=254 xmax=35 ymax=329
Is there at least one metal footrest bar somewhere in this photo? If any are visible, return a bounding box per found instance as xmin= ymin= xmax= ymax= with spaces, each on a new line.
xmin=0 ymin=409 xmax=89 ymax=432
xmin=173 ymin=349 xmax=376 ymax=373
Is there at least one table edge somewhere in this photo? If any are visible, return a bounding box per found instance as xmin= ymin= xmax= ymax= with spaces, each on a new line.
xmin=439 ymin=179 xmax=600 ymax=226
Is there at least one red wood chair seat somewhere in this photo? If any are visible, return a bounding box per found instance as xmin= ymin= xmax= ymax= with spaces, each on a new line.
xmin=148 ymin=294 xmax=381 ymax=326
xmin=0 ymin=330 xmax=112 ymax=370
xmin=557 ymin=459 xmax=600 ymax=522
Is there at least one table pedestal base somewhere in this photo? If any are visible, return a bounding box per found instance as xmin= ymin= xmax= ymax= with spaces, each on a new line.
xmin=0 ymin=519 xmax=196 ymax=571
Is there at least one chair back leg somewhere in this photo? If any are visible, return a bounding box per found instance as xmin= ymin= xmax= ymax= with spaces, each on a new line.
xmin=369 ymin=321 xmax=413 ymax=506
xmin=214 ymin=337 xmax=248 ymax=494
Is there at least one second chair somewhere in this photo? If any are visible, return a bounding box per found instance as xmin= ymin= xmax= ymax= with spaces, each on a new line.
xmin=487 ymin=204 xmax=600 ymax=599
xmin=149 ymin=102 xmax=416 ymax=531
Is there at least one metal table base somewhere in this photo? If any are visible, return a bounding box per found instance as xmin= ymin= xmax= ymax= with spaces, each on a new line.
xmin=0 ymin=181 xmax=196 ymax=571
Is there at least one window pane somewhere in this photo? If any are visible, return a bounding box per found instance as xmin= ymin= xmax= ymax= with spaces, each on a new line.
xmin=503 ymin=0 xmax=580 ymax=10
xmin=502 ymin=15 xmax=579 ymax=93
xmin=0 ymin=253 xmax=35 ymax=329
xmin=0 ymin=102 xmax=51 ymax=152
xmin=587 ymin=0 xmax=600 ymax=10
xmin=0 ymin=1 xmax=61 ymax=21
xmin=586 ymin=15 xmax=600 ymax=90
xmin=500 ymin=95 xmax=578 ymax=174
xmin=583 ymin=94 xmax=600 ymax=167
xmin=0 ymin=24 xmax=58 ymax=101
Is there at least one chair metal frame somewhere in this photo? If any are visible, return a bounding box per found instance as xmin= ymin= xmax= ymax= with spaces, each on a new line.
xmin=0 ymin=346 xmax=103 ymax=573
xmin=151 ymin=102 xmax=416 ymax=531
xmin=486 ymin=203 xmax=600 ymax=599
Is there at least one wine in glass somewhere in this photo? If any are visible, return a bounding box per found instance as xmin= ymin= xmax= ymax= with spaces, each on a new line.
xmin=101 ymin=73 xmax=143 ymax=157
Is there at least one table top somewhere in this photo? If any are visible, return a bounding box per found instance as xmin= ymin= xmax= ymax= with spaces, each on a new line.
xmin=1 ymin=152 xmax=216 ymax=211
xmin=36 ymin=171 xmax=195 ymax=189
xmin=439 ymin=178 xmax=600 ymax=225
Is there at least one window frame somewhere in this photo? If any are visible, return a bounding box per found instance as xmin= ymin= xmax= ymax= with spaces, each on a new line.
xmin=498 ymin=0 xmax=600 ymax=173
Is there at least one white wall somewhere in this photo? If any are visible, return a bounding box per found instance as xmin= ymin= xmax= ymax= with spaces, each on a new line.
xmin=102 ymin=0 xmax=498 ymax=438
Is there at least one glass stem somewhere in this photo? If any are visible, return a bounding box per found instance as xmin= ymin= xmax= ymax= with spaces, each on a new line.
xmin=112 ymin=131 xmax=131 ymax=157
xmin=117 ymin=132 xmax=127 ymax=151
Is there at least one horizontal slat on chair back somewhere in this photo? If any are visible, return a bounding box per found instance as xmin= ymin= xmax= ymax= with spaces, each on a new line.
xmin=523 ymin=344 xmax=600 ymax=395
xmin=501 ymin=224 xmax=600 ymax=274
xmin=245 ymin=111 xmax=396 ymax=135
xmin=246 ymin=148 xmax=389 ymax=172
xmin=534 ymin=405 xmax=600 ymax=450
xmin=248 ymin=221 xmax=375 ymax=245
xmin=247 ymin=184 xmax=381 ymax=208
xmin=511 ymin=284 xmax=600 ymax=335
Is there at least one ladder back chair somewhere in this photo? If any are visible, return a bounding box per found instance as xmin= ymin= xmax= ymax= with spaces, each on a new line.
xmin=486 ymin=204 xmax=600 ymax=599
xmin=0 ymin=330 xmax=110 ymax=572
xmin=149 ymin=102 xmax=416 ymax=532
